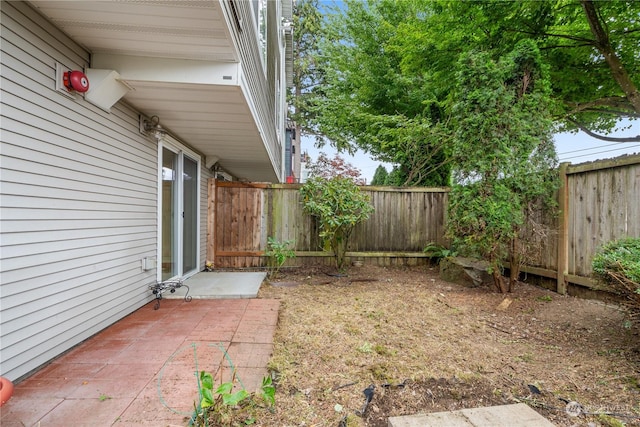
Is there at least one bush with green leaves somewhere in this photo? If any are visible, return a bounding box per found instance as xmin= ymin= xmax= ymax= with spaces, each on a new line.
xmin=423 ymin=242 xmax=457 ymax=264
xmin=191 ymin=371 xmax=275 ymax=426
xmin=592 ymin=237 xmax=640 ymax=325
xmin=300 ymin=176 xmax=374 ymax=270
xmin=265 ymin=237 xmax=296 ymax=279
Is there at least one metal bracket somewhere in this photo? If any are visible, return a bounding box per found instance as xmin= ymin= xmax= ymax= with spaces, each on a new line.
xmin=148 ymin=280 xmax=192 ymax=310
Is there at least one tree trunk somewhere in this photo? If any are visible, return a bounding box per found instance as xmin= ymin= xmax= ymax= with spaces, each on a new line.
xmin=581 ymin=0 xmax=640 ymax=114
xmin=490 ymin=256 xmax=509 ymax=293
xmin=510 ymin=237 xmax=521 ymax=292
xmin=492 ymin=269 xmax=508 ymax=294
xmin=333 ymin=235 xmax=348 ymax=271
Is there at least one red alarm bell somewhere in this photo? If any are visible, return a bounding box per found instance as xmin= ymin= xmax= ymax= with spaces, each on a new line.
xmin=63 ymin=70 xmax=89 ymax=93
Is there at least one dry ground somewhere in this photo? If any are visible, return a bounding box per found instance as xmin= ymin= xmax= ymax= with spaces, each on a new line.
xmin=255 ymin=264 xmax=639 ymax=427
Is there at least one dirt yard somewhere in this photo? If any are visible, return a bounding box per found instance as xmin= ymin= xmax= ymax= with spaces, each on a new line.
xmin=256 ymin=264 xmax=640 ymax=427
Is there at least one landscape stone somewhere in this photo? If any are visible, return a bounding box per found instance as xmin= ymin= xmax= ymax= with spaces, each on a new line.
xmin=439 ymin=257 xmax=493 ymax=288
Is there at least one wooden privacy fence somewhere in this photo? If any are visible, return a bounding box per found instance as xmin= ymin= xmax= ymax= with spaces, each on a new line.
xmin=208 ymin=181 xmax=449 ymax=268
xmin=207 ymin=154 xmax=639 ymax=294
xmin=521 ymin=154 xmax=640 ymax=293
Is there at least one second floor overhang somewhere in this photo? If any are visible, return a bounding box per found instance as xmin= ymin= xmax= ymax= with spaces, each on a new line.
xmin=29 ymin=0 xmax=293 ymax=182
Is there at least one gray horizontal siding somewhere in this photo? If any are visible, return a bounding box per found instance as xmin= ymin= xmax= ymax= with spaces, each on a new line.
xmin=0 ymin=1 xmax=158 ymax=381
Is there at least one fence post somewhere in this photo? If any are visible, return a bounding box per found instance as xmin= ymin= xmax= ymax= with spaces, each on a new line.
xmin=556 ymin=162 xmax=570 ymax=294
xmin=207 ymin=178 xmax=216 ymax=265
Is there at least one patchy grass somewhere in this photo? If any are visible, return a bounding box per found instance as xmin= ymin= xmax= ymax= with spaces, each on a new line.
xmin=259 ymin=265 xmax=640 ymax=426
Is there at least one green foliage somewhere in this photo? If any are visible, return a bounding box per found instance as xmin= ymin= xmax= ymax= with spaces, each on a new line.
xmin=384 ymin=0 xmax=639 ymax=137
xmin=265 ymin=237 xmax=296 ymax=279
xmin=423 ymin=242 xmax=456 ymax=263
xmin=370 ymin=165 xmax=388 ymax=186
xmin=301 ymin=0 xmax=639 ymax=185
xmin=306 ymin=0 xmax=452 ymax=186
xmin=593 ymin=238 xmax=640 ymax=284
xmin=289 ymin=0 xmax=325 ymax=138
xmin=447 ymin=41 xmax=558 ymax=293
xmin=192 ymin=371 xmax=275 ymax=427
xmin=260 ymin=376 xmax=276 ymax=408
xmin=592 ymin=237 xmax=640 ymax=324
xmin=300 ymin=177 xmax=374 ymax=270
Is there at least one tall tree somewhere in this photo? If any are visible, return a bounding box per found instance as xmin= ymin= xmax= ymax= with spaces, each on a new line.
xmin=395 ymin=0 xmax=640 ymax=142
xmin=370 ymin=165 xmax=388 ymax=186
xmin=447 ymin=41 xmax=558 ymax=293
xmin=297 ymin=0 xmax=638 ymax=190
xmin=289 ymin=0 xmax=324 ymax=141
xmin=310 ymin=0 xmax=451 ymax=186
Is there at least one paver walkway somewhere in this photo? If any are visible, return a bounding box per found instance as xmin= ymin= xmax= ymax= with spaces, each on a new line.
xmin=388 ymin=403 xmax=556 ymax=426
xmin=1 ymin=298 xmax=279 ymax=426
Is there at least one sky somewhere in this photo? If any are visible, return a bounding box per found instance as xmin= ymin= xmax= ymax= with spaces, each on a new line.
xmin=302 ymin=120 xmax=640 ymax=184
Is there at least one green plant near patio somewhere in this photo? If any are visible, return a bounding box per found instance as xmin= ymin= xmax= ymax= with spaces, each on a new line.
xmin=300 ymin=176 xmax=374 ymax=270
xmin=265 ymin=237 xmax=296 ymax=279
xmin=592 ymin=237 xmax=640 ymax=326
xmin=191 ymin=371 xmax=275 ymax=426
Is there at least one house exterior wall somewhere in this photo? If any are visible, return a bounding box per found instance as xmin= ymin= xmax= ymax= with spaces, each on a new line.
xmin=223 ymin=0 xmax=284 ymax=181
xmin=0 ymin=1 xmax=158 ymax=382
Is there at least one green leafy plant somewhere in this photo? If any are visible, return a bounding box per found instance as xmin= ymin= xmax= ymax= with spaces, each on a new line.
xmin=592 ymin=237 xmax=640 ymax=325
xmin=265 ymin=237 xmax=296 ymax=279
xmin=423 ymin=242 xmax=456 ymax=264
xmin=300 ymin=177 xmax=374 ymax=270
xmin=260 ymin=375 xmax=275 ymax=408
xmin=192 ymin=371 xmax=276 ymax=426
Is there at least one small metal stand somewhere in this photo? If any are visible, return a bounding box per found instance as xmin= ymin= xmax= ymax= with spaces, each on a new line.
xmin=149 ymin=280 xmax=192 ymax=310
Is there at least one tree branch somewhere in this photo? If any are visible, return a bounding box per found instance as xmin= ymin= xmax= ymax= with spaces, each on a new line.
xmin=579 ymin=109 xmax=640 ymax=118
xmin=567 ymin=117 xmax=640 ymax=142
xmin=581 ymin=0 xmax=640 ymax=113
xmin=510 ymin=28 xmax=595 ymax=45
xmin=566 ymin=96 xmax=633 ymax=115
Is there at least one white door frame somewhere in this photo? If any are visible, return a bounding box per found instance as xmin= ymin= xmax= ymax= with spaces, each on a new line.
xmin=156 ymin=135 xmax=201 ymax=282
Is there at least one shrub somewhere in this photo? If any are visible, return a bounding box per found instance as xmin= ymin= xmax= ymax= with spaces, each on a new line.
xmin=592 ymin=237 xmax=640 ymax=325
xmin=300 ymin=177 xmax=374 ymax=270
xmin=265 ymin=237 xmax=296 ymax=279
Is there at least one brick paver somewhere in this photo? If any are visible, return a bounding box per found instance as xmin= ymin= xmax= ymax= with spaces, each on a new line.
xmin=1 ymin=298 xmax=280 ymax=426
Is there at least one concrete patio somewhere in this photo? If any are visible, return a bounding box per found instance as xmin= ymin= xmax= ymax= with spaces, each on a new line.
xmin=166 ymin=271 xmax=266 ymax=300
xmin=0 ymin=297 xmax=279 ymax=426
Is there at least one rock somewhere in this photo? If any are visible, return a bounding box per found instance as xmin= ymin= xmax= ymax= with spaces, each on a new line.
xmin=497 ymin=297 xmax=513 ymax=311
xmin=439 ymin=257 xmax=493 ymax=288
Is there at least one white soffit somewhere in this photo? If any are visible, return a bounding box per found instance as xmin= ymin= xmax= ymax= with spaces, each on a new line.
xmin=91 ymin=54 xmax=239 ymax=86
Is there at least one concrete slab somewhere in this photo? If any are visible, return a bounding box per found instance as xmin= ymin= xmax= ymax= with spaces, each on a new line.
xmin=165 ymin=272 xmax=266 ymax=299
xmin=387 ymin=403 xmax=555 ymax=427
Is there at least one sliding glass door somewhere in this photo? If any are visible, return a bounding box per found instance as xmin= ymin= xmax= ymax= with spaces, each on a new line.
xmin=161 ymin=146 xmax=199 ymax=281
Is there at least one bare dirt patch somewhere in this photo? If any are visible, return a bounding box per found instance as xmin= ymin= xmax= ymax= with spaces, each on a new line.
xmin=257 ymin=264 xmax=640 ymax=426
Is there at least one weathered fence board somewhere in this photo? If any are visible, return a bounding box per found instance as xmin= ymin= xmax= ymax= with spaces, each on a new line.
xmin=515 ymin=155 xmax=640 ymax=292
xmin=566 ymin=156 xmax=640 ymax=279
xmin=210 ymin=182 xmax=448 ymax=268
xmin=213 ymin=181 xmax=267 ymax=268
